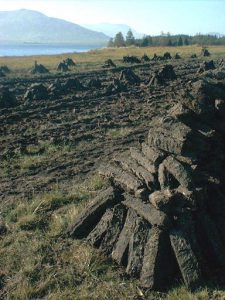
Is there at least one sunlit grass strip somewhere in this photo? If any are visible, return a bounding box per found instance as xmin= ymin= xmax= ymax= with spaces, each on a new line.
xmin=0 ymin=45 xmax=225 ymax=73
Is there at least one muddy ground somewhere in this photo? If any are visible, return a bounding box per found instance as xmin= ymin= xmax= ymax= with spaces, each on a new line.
xmin=0 ymin=56 xmax=221 ymax=206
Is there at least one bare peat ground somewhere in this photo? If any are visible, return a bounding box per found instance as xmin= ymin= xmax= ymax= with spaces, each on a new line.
xmin=1 ymin=48 xmax=225 ymax=299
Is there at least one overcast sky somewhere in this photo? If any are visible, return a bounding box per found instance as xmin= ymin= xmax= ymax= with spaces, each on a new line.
xmin=0 ymin=0 xmax=224 ymax=35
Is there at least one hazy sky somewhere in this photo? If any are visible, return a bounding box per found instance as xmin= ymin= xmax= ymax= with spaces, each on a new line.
xmin=0 ymin=0 xmax=224 ymax=35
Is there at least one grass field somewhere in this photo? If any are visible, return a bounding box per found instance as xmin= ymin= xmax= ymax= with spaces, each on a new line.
xmin=0 ymin=45 xmax=225 ymax=74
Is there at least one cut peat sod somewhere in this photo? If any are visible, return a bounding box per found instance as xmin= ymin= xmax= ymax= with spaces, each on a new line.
xmin=69 ymin=60 xmax=225 ymax=292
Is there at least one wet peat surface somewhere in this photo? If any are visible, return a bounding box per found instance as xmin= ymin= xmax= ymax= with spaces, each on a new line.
xmin=0 ymin=57 xmax=221 ymax=204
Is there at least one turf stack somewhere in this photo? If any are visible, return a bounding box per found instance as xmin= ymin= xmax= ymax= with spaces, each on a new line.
xmin=69 ymin=78 xmax=225 ymax=291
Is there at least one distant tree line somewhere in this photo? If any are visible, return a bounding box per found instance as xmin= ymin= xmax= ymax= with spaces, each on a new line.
xmin=108 ymin=30 xmax=225 ymax=47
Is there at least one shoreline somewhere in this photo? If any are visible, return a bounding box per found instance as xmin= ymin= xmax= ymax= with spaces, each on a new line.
xmin=0 ymin=43 xmax=105 ymax=58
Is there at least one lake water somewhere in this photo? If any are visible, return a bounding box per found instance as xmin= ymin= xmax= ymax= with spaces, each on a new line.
xmin=0 ymin=43 xmax=100 ymax=56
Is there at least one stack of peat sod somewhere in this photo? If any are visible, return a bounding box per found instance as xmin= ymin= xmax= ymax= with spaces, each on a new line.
xmin=69 ymin=78 xmax=225 ymax=291
xmin=103 ymin=59 xmax=116 ymax=68
xmin=30 ymin=61 xmax=49 ymax=74
xmin=57 ymin=61 xmax=70 ymax=72
xmin=123 ymin=55 xmax=141 ymax=64
xmin=149 ymin=64 xmax=177 ymax=86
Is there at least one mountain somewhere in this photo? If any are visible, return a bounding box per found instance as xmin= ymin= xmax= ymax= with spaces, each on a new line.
xmin=82 ymin=23 xmax=144 ymax=39
xmin=0 ymin=9 xmax=109 ymax=46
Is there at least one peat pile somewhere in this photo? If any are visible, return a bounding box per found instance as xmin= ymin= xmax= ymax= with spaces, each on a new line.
xmin=88 ymin=78 xmax=102 ymax=89
xmin=119 ymin=68 xmax=141 ymax=84
xmin=64 ymin=58 xmax=76 ymax=67
xmin=102 ymin=59 xmax=116 ymax=68
xmin=149 ymin=64 xmax=177 ymax=86
xmin=24 ymin=83 xmax=48 ymax=101
xmin=69 ymin=77 xmax=225 ymax=291
xmin=63 ymin=78 xmax=84 ymax=91
xmin=47 ymin=79 xmax=63 ymax=97
xmin=197 ymin=60 xmax=215 ymax=73
xmin=57 ymin=61 xmax=70 ymax=72
xmin=141 ymin=54 xmax=150 ymax=62
xmin=202 ymin=48 xmax=211 ymax=57
xmin=30 ymin=61 xmax=49 ymax=74
xmin=0 ymin=65 xmax=10 ymax=75
xmin=123 ymin=55 xmax=141 ymax=64
xmin=105 ymin=78 xmax=127 ymax=95
xmin=174 ymin=53 xmax=181 ymax=59
xmin=163 ymin=52 xmax=172 ymax=60
xmin=0 ymin=87 xmax=17 ymax=108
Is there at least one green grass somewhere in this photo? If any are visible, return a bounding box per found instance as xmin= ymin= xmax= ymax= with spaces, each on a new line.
xmin=166 ymin=286 xmax=225 ymax=300
xmin=0 ymin=173 xmax=225 ymax=299
xmin=0 ymin=233 xmax=140 ymax=300
xmin=0 ymin=175 xmax=147 ymax=300
xmin=1 ymin=141 xmax=74 ymax=175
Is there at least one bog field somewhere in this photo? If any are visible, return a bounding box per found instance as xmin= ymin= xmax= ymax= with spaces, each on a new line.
xmin=0 ymin=45 xmax=225 ymax=300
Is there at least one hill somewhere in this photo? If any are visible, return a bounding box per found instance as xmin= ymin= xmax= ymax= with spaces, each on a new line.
xmin=82 ymin=23 xmax=144 ymax=38
xmin=0 ymin=9 xmax=109 ymax=46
